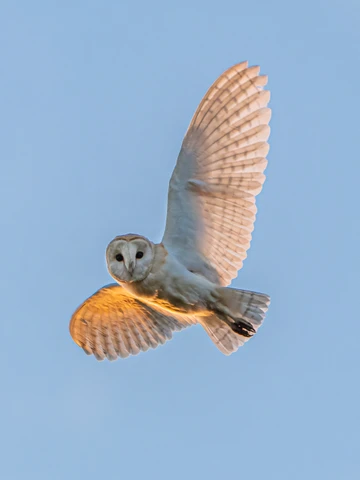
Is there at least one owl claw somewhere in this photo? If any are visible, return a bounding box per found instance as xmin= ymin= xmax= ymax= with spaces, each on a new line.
xmin=230 ymin=319 xmax=256 ymax=338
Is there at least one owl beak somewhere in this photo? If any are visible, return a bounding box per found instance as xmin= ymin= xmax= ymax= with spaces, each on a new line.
xmin=125 ymin=259 xmax=135 ymax=275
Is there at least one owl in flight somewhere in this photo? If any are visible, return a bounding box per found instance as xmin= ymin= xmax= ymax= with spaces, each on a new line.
xmin=70 ymin=61 xmax=271 ymax=360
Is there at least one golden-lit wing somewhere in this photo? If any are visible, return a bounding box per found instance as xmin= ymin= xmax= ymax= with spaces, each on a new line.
xmin=69 ymin=284 xmax=192 ymax=361
xmin=162 ymin=62 xmax=271 ymax=286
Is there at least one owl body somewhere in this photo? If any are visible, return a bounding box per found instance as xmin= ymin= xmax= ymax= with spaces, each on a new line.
xmin=120 ymin=242 xmax=218 ymax=315
xmin=70 ymin=61 xmax=272 ymax=360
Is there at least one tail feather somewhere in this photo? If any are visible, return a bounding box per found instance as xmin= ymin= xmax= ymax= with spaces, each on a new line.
xmin=217 ymin=286 xmax=270 ymax=329
xmin=199 ymin=316 xmax=247 ymax=355
xmin=200 ymin=287 xmax=270 ymax=355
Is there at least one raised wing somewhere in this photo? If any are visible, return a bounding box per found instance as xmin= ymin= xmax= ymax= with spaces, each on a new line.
xmin=69 ymin=284 xmax=192 ymax=361
xmin=162 ymin=62 xmax=271 ymax=286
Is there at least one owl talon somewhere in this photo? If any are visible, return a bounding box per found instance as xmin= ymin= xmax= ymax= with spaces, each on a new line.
xmin=230 ymin=319 xmax=256 ymax=338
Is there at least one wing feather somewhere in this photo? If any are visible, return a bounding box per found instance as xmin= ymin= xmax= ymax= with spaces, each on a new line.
xmin=69 ymin=284 xmax=192 ymax=361
xmin=162 ymin=62 xmax=271 ymax=285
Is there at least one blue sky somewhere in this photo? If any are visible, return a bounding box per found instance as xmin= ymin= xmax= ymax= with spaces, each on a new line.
xmin=1 ymin=1 xmax=360 ymax=479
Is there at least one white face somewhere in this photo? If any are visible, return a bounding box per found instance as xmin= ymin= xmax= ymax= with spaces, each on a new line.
xmin=106 ymin=235 xmax=154 ymax=283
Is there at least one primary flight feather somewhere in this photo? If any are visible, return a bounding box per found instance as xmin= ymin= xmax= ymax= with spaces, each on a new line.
xmin=70 ymin=61 xmax=271 ymax=360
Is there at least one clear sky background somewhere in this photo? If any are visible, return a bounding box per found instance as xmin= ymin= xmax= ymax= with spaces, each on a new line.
xmin=1 ymin=1 xmax=359 ymax=479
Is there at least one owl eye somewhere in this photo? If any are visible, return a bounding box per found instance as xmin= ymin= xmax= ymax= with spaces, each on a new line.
xmin=115 ymin=254 xmax=124 ymax=262
xmin=136 ymin=251 xmax=144 ymax=259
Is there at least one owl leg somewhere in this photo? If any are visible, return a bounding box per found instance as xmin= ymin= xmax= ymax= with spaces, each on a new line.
xmin=208 ymin=285 xmax=270 ymax=338
xmin=209 ymin=309 xmax=256 ymax=338
xmin=206 ymin=297 xmax=255 ymax=336
xmin=223 ymin=316 xmax=256 ymax=337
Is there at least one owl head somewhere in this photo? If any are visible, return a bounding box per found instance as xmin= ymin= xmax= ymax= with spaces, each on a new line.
xmin=106 ymin=234 xmax=155 ymax=283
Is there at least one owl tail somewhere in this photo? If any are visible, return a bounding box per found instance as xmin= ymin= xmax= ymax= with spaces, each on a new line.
xmin=199 ymin=288 xmax=270 ymax=355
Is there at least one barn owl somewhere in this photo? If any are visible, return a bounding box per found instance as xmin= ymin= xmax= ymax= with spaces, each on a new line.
xmin=70 ymin=61 xmax=271 ymax=360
